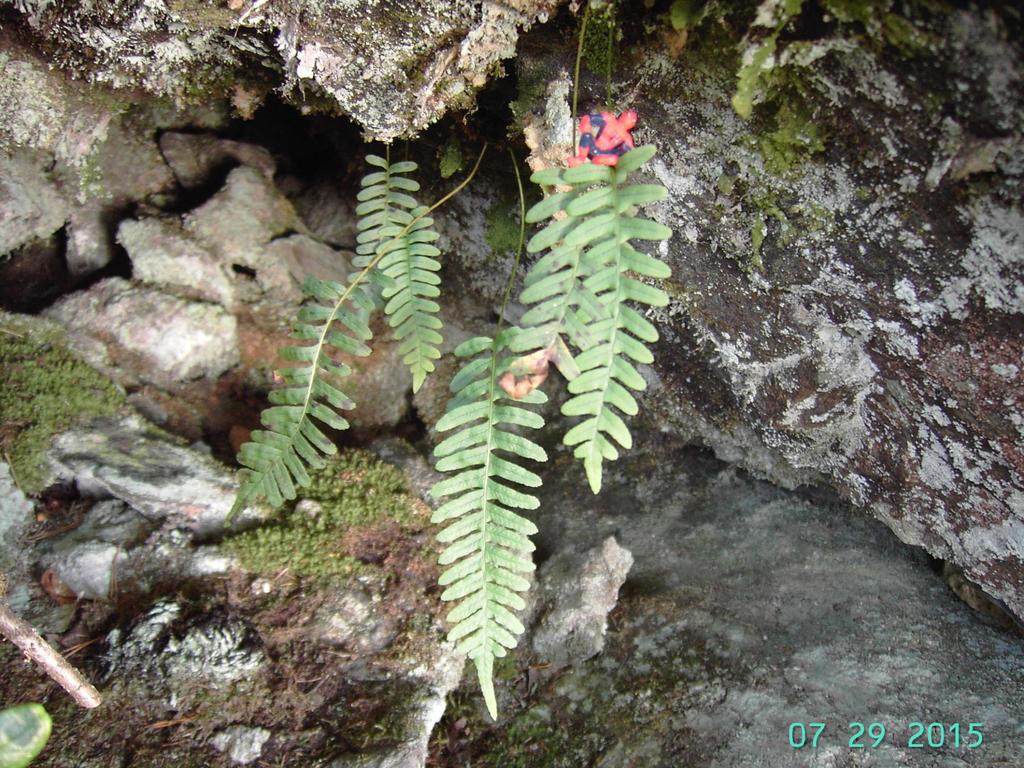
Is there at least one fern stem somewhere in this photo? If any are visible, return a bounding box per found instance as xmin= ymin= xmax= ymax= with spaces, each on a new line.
xmin=572 ymin=2 xmax=591 ymax=153
xmin=497 ymin=151 xmax=527 ymax=330
xmin=605 ymin=3 xmax=614 ymax=110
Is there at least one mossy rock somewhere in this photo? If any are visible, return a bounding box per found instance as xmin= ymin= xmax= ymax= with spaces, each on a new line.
xmin=0 ymin=704 xmax=52 ymax=768
xmin=0 ymin=312 xmax=125 ymax=493
xmin=223 ymin=450 xmax=428 ymax=579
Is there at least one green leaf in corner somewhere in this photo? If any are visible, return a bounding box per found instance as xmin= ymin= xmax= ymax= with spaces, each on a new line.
xmin=0 ymin=704 xmax=52 ymax=768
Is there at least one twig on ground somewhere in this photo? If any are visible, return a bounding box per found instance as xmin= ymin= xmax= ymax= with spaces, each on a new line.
xmin=3 ymin=450 xmax=23 ymax=493
xmin=147 ymin=716 xmax=196 ymax=730
xmin=0 ymin=602 xmax=103 ymax=708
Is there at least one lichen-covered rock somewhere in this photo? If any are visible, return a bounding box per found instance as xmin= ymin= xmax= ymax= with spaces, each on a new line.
xmin=0 ymin=151 xmax=68 ymax=256
xmin=46 ymin=414 xmax=246 ymax=537
xmin=105 ymin=599 xmax=266 ymax=694
xmin=45 ymin=277 xmax=240 ymax=387
xmin=494 ymin=6 xmax=1024 ymax=621
xmin=3 ymin=0 xmax=565 ymax=141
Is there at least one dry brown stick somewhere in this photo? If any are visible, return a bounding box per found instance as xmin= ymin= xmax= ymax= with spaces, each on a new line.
xmin=0 ymin=602 xmax=103 ymax=708
xmin=3 ymin=450 xmax=23 ymax=493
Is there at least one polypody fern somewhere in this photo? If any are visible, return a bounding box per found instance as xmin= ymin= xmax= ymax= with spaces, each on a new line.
xmin=232 ymin=153 xmax=442 ymax=515
xmin=514 ymin=145 xmax=671 ymax=493
xmin=356 ymin=154 xmax=444 ymax=392
xmin=230 ymin=276 xmax=374 ymax=516
xmin=231 ymin=139 xmax=674 ymax=722
xmin=431 ymin=329 xmax=546 ymax=721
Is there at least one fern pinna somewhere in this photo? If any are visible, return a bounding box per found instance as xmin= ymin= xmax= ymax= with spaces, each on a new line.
xmin=230 ymin=277 xmax=374 ymax=516
xmin=231 ymin=153 xmax=443 ymax=515
xmin=514 ymin=145 xmax=671 ymax=494
xmin=356 ymin=154 xmax=443 ymax=392
xmin=431 ymin=329 xmax=545 ymax=721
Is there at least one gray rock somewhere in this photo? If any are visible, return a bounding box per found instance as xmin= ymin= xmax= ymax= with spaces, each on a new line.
xmin=311 ymin=587 xmax=399 ymax=655
xmin=106 ymin=599 xmax=265 ymax=694
xmin=159 ymin=132 xmax=275 ymax=189
xmin=105 ymin=599 xmax=182 ymax=675
xmin=164 ymin=612 xmax=265 ymax=686
xmin=0 ymin=43 xmax=112 ymax=166
xmin=43 ymin=541 xmax=121 ymax=601
xmin=66 ymin=205 xmax=114 ymax=277
xmin=486 ymin=441 xmax=1024 ymax=766
xmin=264 ymin=233 xmax=352 ymax=292
xmin=0 ymin=461 xmax=34 ymax=614
xmin=211 ymin=726 xmax=271 ymax=766
xmin=47 ymin=414 xmax=251 ymax=538
xmin=117 ymin=218 xmax=235 ymax=307
xmin=45 ymin=277 xmax=239 ymax=387
xmin=4 ymin=1 xmax=563 ymax=141
xmin=292 ymin=180 xmax=359 ymax=247
xmin=531 ymin=536 xmax=633 ymax=672
xmin=184 ymin=166 xmax=305 ymax=301
xmin=496 ymin=8 xmax=1024 ymax=622
xmin=56 ymin=499 xmax=150 ymax=547
xmin=0 ymin=151 xmax=68 ymax=256
xmin=34 ymin=500 xmax=150 ymax=601
xmin=329 ymin=645 xmax=464 ymax=768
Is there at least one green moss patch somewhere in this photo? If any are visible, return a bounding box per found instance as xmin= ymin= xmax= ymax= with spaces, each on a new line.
xmin=223 ymin=450 xmax=428 ymax=579
xmin=485 ymin=198 xmax=522 ymax=257
xmin=0 ymin=312 xmax=125 ymax=493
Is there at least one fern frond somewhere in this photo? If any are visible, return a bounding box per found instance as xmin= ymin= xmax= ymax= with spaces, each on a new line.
xmin=430 ymin=329 xmax=547 ymax=720
xmin=230 ymin=276 xmax=373 ymax=517
xmin=517 ymin=146 xmax=672 ymax=494
xmin=356 ymin=153 xmax=443 ymax=392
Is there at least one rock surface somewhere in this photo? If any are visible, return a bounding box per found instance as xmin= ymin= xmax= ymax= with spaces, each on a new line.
xmin=0 ymin=461 xmax=34 ymax=614
xmin=2 ymin=0 xmax=565 ymax=141
xmin=46 ymin=414 xmax=247 ymax=537
xmin=158 ymin=132 xmax=276 ymax=190
xmin=211 ymin=726 xmax=272 ymax=766
xmin=450 ymin=5 xmax=1024 ymax=622
xmin=481 ymin=438 xmax=1024 ymax=767
xmin=0 ymin=150 xmax=68 ymax=255
xmin=530 ymin=536 xmax=633 ymax=673
xmin=46 ymin=277 xmax=240 ymax=387
xmin=105 ymin=599 xmax=267 ymax=693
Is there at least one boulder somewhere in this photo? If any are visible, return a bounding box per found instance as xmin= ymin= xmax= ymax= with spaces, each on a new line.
xmin=0 ymin=151 xmax=68 ymax=256
xmin=2 ymin=0 xmax=565 ymax=141
xmin=481 ymin=438 xmax=1024 ymax=765
xmin=46 ymin=278 xmax=240 ymax=388
xmin=489 ymin=6 xmax=1024 ymax=621
xmin=46 ymin=414 xmax=246 ymax=538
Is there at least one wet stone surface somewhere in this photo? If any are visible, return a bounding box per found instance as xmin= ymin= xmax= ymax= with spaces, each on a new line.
xmin=459 ymin=439 xmax=1024 ymax=768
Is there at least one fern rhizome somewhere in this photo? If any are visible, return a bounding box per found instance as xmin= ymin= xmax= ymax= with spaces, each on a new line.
xmin=229 ymin=140 xmax=671 ymax=719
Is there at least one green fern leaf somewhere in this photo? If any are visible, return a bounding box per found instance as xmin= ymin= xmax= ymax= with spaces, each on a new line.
xmin=430 ymin=329 xmax=547 ymax=720
xmin=230 ymin=276 xmax=373 ymax=517
xmin=356 ymin=154 xmax=443 ymax=392
xmin=516 ymin=146 xmax=672 ymax=493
